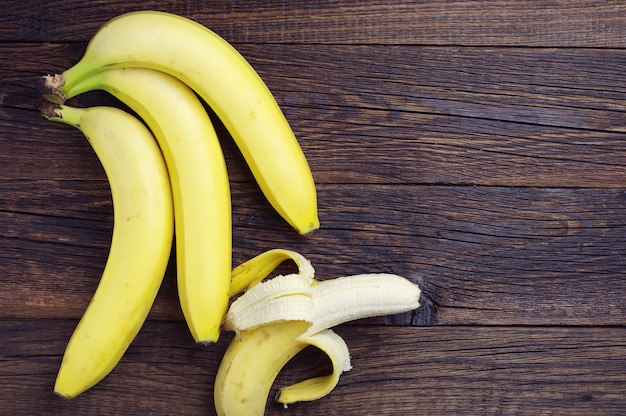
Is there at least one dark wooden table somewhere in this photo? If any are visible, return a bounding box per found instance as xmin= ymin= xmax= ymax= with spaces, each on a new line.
xmin=2 ymin=1 xmax=626 ymax=414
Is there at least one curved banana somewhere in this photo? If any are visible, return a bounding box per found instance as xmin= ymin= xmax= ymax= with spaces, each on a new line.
xmin=67 ymin=67 xmax=231 ymax=344
xmin=41 ymin=103 xmax=174 ymax=398
xmin=215 ymin=251 xmax=422 ymax=415
xmin=277 ymin=328 xmax=352 ymax=406
xmin=39 ymin=10 xmax=319 ymax=235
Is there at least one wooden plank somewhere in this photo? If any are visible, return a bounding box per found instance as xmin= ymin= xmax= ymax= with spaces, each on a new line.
xmin=3 ymin=181 xmax=626 ymax=325
xmin=2 ymin=1 xmax=626 ymax=47
xmin=3 ymin=45 xmax=626 ymax=186
xmin=1 ymin=321 xmax=625 ymax=415
xmin=262 ymin=46 xmax=626 ymax=131
xmin=7 ymin=103 xmax=626 ymax=187
xmin=1 ymin=2 xmax=624 ymax=415
xmin=6 ymin=44 xmax=626 ymax=130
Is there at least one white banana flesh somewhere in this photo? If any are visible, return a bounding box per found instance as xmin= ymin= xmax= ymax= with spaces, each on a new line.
xmin=305 ymin=273 xmax=423 ymax=337
xmin=215 ymin=250 xmax=421 ymax=415
xmin=41 ymin=104 xmax=174 ymax=399
xmin=224 ymin=274 xmax=314 ymax=334
xmin=66 ymin=67 xmax=232 ymax=344
xmin=39 ymin=10 xmax=319 ymax=235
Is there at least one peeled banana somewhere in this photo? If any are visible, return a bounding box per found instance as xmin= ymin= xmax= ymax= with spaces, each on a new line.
xmin=41 ymin=103 xmax=174 ymax=398
xmin=67 ymin=67 xmax=232 ymax=344
xmin=39 ymin=10 xmax=319 ymax=235
xmin=215 ymin=250 xmax=422 ymax=415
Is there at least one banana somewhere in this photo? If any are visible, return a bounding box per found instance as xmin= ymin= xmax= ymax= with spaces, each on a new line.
xmin=41 ymin=103 xmax=174 ymax=398
xmin=66 ymin=67 xmax=232 ymax=344
xmin=215 ymin=251 xmax=422 ymax=415
xmin=38 ymin=10 xmax=319 ymax=235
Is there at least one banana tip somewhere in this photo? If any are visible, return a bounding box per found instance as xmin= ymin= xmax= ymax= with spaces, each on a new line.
xmin=53 ymin=389 xmax=75 ymax=400
xmin=194 ymin=330 xmax=220 ymax=345
xmin=297 ymin=219 xmax=320 ymax=236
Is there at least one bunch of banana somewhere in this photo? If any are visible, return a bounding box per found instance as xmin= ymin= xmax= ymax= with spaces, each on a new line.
xmin=38 ymin=10 xmax=319 ymax=398
xmin=37 ymin=10 xmax=422 ymax=414
xmin=215 ymin=249 xmax=422 ymax=415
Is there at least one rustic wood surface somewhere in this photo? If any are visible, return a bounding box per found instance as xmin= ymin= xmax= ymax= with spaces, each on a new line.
xmin=2 ymin=1 xmax=626 ymax=414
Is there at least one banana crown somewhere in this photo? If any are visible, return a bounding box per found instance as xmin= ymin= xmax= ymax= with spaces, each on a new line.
xmin=216 ymin=250 xmax=421 ymax=413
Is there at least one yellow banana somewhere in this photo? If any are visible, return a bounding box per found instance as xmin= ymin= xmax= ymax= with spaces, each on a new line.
xmin=215 ymin=251 xmax=422 ymax=415
xmin=229 ymin=248 xmax=314 ymax=296
xmin=276 ymin=328 xmax=352 ymax=406
xmin=41 ymin=103 xmax=174 ymax=398
xmin=67 ymin=68 xmax=231 ymax=343
xmin=39 ymin=10 xmax=319 ymax=235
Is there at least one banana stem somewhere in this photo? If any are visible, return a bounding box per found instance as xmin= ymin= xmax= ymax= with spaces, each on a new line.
xmin=36 ymin=74 xmax=67 ymax=103
xmin=40 ymin=103 xmax=82 ymax=127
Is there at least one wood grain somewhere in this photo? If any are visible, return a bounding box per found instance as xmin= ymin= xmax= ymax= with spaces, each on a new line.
xmin=1 ymin=1 xmax=626 ymax=415
xmin=2 ymin=1 xmax=626 ymax=47
xmin=1 ymin=322 xmax=625 ymax=415
xmin=3 ymin=181 xmax=626 ymax=325
xmin=2 ymin=45 xmax=626 ymax=186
